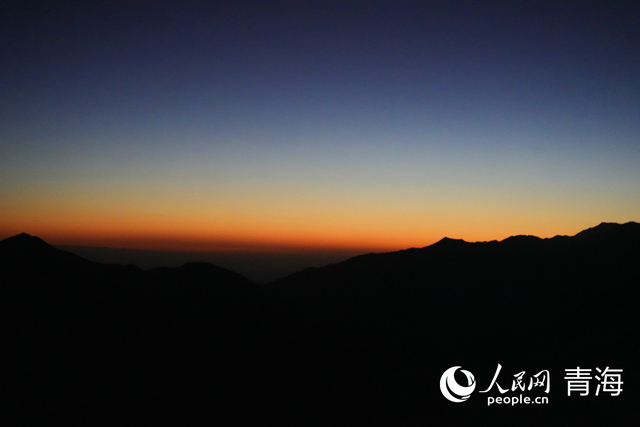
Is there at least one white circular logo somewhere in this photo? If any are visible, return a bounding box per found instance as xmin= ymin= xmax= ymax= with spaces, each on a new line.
xmin=440 ymin=366 xmax=476 ymax=402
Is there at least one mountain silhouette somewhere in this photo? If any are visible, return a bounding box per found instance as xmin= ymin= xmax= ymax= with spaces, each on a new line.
xmin=3 ymin=223 xmax=639 ymax=425
xmin=2 ymin=233 xmax=280 ymax=424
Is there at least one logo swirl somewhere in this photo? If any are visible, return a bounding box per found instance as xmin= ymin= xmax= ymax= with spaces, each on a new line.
xmin=440 ymin=366 xmax=476 ymax=402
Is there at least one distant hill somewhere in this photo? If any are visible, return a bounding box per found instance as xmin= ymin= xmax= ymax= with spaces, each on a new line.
xmin=2 ymin=223 xmax=639 ymax=425
xmin=52 ymin=243 xmax=368 ymax=283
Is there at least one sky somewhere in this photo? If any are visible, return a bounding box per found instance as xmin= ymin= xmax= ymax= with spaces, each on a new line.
xmin=1 ymin=1 xmax=639 ymax=268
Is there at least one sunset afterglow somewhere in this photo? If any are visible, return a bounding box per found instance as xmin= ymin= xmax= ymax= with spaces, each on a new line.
xmin=2 ymin=2 xmax=639 ymax=259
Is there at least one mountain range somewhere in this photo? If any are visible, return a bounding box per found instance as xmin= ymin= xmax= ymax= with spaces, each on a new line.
xmin=2 ymin=222 xmax=639 ymax=425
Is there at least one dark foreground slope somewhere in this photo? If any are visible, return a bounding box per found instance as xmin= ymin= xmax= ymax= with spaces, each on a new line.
xmin=2 ymin=234 xmax=292 ymax=424
xmin=269 ymin=222 xmax=640 ymax=424
xmin=2 ymin=223 xmax=639 ymax=425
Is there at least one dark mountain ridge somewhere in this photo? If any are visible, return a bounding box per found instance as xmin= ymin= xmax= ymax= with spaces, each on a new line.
xmin=2 ymin=222 xmax=639 ymax=425
xmin=262 ymin=222 xmax=639 ymax=424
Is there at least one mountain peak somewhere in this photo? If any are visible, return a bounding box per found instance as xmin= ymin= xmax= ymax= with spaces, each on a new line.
xmin=573 ymin=221 xmax=627 ymax=239
xmin=570 ymin=221 xmax=640 ymax=247
xmin=430 ymin=237 xmax=468 ymax=248
xmin=581 ymin=221 xmax=619 ymax=232
xmin=0 ymin=232 xmax=88 ymax=269
xmin=501 ymin=234 xmax=542 ymax=244
xmin=1 ymin=232 xmax=50 ymax=248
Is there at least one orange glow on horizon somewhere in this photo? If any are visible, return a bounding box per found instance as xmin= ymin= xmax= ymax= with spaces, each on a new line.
xmin=0 ymin=212 xmax=600 ymax=255
xmin=2 ymin=165 xmax=634 ymax=255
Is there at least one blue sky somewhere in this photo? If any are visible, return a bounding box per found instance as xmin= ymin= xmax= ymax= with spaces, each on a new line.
xmin=1 ymin=1 xmax=639 ymax=255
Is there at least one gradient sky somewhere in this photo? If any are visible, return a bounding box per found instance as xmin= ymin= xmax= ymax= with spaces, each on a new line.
xmin=2 ymin=1 xmax=639 ymax=256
